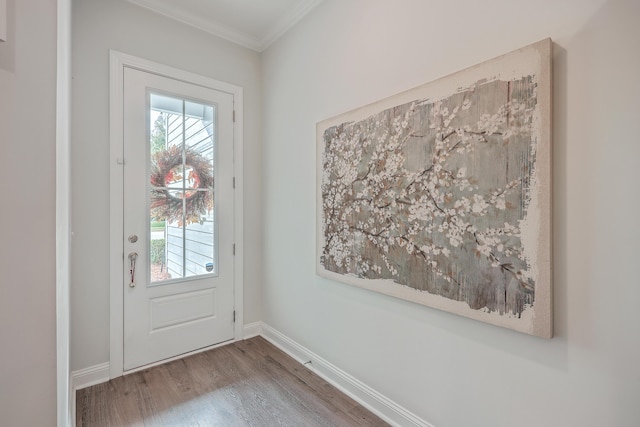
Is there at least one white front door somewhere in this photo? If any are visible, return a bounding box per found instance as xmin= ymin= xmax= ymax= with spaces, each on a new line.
xmin=122 ymin=67 xmax=235 ymax=371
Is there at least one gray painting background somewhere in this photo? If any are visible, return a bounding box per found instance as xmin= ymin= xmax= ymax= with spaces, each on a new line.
xmin=321 ymin=77 xmax=538 ymax=317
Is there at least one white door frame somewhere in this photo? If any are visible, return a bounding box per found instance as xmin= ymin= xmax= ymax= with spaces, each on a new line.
xmin=56 ymin=0 xmax=72 ymax=424
xmin=109 ymin=51 xmax=244 ymax=378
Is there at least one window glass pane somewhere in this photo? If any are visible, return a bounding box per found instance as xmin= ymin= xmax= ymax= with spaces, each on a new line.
xmin=148 ymin=93 xmax=217 ymax=284
xmin=149 ymin=217 xmax=169 ymax=282
xmin=185 ymin=205 xmax=216 ymax=278
xmin=166 ymin=220 xmax=185 ymax=280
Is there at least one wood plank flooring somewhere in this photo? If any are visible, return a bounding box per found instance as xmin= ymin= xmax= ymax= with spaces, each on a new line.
xmin=76 ymin=336 xmax=389 ymax=426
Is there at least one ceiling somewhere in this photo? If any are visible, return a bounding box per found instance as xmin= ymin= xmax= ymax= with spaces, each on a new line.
xmin=126 ymin=0 xmax=324 ymax=52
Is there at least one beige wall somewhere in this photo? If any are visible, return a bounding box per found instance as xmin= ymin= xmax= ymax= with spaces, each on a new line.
xmin=261 ymin=0 xmax=640 ymax=425
xmin=0 ymin=0 xmax=57 ymax=425
xmin=71 ymin=0 xmax=263 ymax=371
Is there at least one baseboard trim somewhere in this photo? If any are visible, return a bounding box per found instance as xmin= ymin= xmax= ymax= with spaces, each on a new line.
xmin=260 ymin=322 xmax=433 ymax=427
xmin=71 ymin=362 xmax=110 ymax=391
xmin=243 ymin=321 xmax=262 ymax=339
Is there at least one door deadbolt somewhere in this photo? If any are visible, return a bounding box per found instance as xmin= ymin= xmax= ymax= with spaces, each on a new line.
xmin=128 ymin=234 xmax=138 ymax=243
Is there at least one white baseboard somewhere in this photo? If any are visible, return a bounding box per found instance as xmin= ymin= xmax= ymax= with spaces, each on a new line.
xmin=243 ymin=321 xmax=262 ymax=339
xmin=71 ymin=362 xmax=110 ymax=391
xmin=260 ymin=322 xmax=433 ymax=427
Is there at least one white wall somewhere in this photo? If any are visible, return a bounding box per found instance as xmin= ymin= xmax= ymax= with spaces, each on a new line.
xmin=0 ymin=0 xmax=57 ymax=425
xmin=261 ymin=0 xmax=640 ymax=425
xmin=71 ymin=0 xmax=263 ymax=371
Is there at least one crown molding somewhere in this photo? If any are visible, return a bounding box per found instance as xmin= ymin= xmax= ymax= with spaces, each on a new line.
xmin=259 ymin=0 xmax=324 ymax=51
xmin=126 ymin=0 xmax=324 ymax=52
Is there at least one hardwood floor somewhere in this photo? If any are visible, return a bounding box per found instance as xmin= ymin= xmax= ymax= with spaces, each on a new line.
xmin=76 ymin=336 xmax=389 ymax=426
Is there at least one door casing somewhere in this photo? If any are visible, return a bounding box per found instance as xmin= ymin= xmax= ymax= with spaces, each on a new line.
xmin=109 ymin=51 xmax=244 ymax=378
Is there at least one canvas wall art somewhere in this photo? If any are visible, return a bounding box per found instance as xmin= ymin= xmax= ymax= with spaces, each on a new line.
xmin=317 ymin=39 xmax=552 ymax=337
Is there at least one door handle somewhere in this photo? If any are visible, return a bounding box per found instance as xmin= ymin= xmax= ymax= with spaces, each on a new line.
xmin=128 ymin=252 xmax=138 ymax=287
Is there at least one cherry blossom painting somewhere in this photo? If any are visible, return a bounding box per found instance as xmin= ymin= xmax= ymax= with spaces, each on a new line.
xmin=317 ymin=39 xmax=552 ymax=337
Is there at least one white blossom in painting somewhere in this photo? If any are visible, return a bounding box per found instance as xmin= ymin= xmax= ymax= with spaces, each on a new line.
xmin=321 ymin=77 xmax=538 ymax=317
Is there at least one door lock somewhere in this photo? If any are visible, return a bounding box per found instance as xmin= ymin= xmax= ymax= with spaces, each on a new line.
xmin=128 ymin=234 xmax=138 ymax=243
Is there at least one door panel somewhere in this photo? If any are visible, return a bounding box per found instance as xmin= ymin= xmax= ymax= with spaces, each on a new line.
xmin=123 ymin=67 xmax=234 ymax=371
xmin=149 ymin=289 xmax=216 ymax=331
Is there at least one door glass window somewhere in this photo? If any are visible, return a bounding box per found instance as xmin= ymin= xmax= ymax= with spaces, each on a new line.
xmin=148 ymin=92 xmax=217 ymax=284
